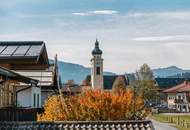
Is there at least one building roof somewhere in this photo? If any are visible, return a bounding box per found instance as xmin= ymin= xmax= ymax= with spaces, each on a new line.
xmin=155 ymin=78 xmax=190 ymax=89
xmin=163 ymin=81 xmax=190 ymax=93
xmin=83 ymin=75 xmax=129 ymax=90
xmin=0 ymin=41 xmax=49 ymax=68
xmin=178 ymin=85 xmax=190 ymax=92
xmin=124 ymin=73 xmax=138 ymax=85
xmin=103 ymin=75 xmax=128 ymax=89
xmin=92 ymin=39 xmax=103 ymax=55
xmin=0 ymin=120 xmax=154 ymax=130
xmin=0 ymin=66 xmax=38 ymax=85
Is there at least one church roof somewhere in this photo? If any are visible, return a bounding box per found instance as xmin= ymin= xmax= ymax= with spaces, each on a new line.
xmin=103 ymin=75 xmax=128 ymax=89
xmin=92 ymin=39 xmax=102 ymax=55
xmin=83 ymin=75 xmax=129 ymax=90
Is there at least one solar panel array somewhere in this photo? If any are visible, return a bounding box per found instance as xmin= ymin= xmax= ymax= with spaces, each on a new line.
xmin=0 ymin=44 xmax=42 ymax=57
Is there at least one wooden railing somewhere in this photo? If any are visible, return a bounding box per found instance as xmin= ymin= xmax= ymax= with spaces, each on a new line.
xmin=0 ymin=107 xmax=43 ymax=121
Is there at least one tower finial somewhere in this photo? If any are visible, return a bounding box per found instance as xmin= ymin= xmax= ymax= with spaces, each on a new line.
xmin=95 ymin=38 xmax=99 ymax=47
xmin=92 ymin=37 xmax=102 ymax=55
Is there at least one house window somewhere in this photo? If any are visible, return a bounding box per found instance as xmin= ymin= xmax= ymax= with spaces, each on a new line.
xmin=33 ymin=93 xmax=36 ymax=107
xmin=37 ymin=94 xmax=39 ymax=108
xmin=96 ymin=67 xmax=100 ymax=75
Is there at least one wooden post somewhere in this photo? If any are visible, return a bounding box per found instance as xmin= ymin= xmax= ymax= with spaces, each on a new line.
xmin=177 ymin=116 xmax=180 ymax=125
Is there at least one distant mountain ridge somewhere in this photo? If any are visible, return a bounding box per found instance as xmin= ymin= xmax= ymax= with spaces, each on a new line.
xmin=50 ymin=59 xmax=190 ymax=84
xmin=153 ymin=66 xmax=190 ymax=78
xmin=49 ymin=59 xmax=115 ymax=84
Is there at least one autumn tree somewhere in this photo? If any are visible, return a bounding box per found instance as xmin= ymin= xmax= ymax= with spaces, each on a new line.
xmin=38 ymin=89 xmax=147 ymax=121
xmin=112 ymin=76 xmax=126 ymax=94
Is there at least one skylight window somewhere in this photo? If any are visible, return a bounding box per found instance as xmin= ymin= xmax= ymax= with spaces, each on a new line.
xmin=0 ymin=46 xmax=6 ymax=53
xmin=0 ymin=46 xmax=18 ymax=56
xmin=13 ymin=46 xmax=30 ymax=56
xmin=25 ymin=45 xmax=42 ymax=56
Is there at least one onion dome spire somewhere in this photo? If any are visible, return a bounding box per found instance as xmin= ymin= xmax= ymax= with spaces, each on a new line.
xmin=92 ymin=38 xmax=103 ymax=55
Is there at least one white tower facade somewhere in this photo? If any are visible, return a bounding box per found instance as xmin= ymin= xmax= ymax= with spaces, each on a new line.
xmin=91 ymin=39 xmax=104 ymax=89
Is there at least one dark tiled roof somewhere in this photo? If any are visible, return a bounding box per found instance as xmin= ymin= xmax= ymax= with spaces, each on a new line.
xmin=103 ymin=75 xmax=128 ymax=90
xmin=84 ymin=75 xmax=129 ymax=90
xmin=155 ymin=78 xmax=190 ymax=89
xmin=0 ymin=120 xmax=154 ymax=130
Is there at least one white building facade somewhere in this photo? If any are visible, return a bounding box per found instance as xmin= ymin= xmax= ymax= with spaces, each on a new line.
xmin=164 ymin=82 xmax=190 ymax=112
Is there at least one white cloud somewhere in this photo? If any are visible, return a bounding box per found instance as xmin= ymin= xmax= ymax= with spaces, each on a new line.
xmin=90 ymin=10 xmax=118 ymax=15
xmin=15 ymin=10 xmax=118 ymax=18
xmin=71 ymin=12 xmax=90 ymax=16
xmin=133 ymin=35 xmax=190 ymax=42
xmin=72 ymin=10 xmax=118 ymax=16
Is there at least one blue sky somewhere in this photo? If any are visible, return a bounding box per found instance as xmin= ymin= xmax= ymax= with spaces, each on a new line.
xmin=1 ymin=0 xmax=190 ymax=73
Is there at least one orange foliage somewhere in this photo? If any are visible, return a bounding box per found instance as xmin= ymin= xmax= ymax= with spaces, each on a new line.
xmin=38 ymin=88 xmax=147 ymax=121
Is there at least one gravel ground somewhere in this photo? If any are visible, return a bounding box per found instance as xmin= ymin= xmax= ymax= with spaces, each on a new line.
xmin=151 ymin=119 xmax=179 ymax=130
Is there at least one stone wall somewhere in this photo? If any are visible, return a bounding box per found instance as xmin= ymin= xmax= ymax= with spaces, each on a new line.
xmin=0 ymin=120 xmax=155 ymax=130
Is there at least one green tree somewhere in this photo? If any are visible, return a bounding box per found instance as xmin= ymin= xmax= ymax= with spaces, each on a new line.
xmin=138 ymin=63 xmax=154 ymax=81
xmin=112 ymin=76 xmax=126 ymax=94
xmin=135 ymin=64 xmax=158 ymax=103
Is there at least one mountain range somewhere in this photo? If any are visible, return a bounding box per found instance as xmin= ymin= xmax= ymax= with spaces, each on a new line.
xmin=49 ymin=60 xmax=115 ymax=84
xmin=152 ymin=66 xmax=190 ymax=78
xmin=50 ymin=60 xmax=190 ymax=84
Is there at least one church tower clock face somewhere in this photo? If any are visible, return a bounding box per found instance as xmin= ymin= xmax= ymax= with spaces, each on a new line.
xmin=91 ymin=39 xmax=104 ymax=89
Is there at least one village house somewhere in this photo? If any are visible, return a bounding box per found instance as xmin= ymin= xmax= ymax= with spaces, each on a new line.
xmin=0 ymin=41 xmax=59 ymax=108
xmin=163 ymin=81 xmax=190 ymax=112
xmin=0 ymin=66 xmax=39 ymax=108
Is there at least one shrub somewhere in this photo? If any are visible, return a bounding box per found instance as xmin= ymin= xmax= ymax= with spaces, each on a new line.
xmin=38 ymin=88 xmax=147 ymax=121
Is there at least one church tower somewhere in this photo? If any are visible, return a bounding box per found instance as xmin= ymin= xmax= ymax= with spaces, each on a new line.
xmin=91 ymin=39 xmax=104 ymax=89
